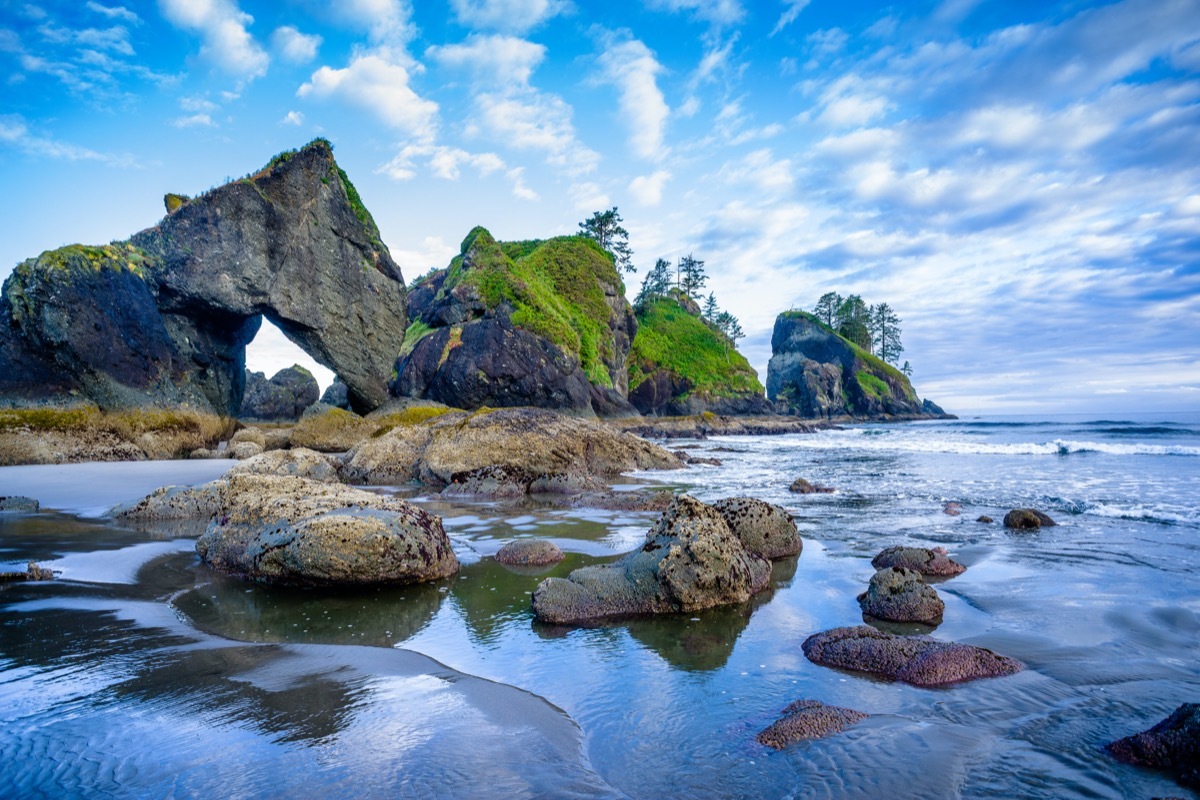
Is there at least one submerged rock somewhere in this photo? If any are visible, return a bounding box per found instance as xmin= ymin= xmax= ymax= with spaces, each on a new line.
xmin=1106 ymin=703 xmax=1200 ymax=789
xmin=710 ymin=497 xmax=802 ymax=559
xmin=789 ymin=477 xmax=834 ymax=494
xmin=755 ymin=700 xmax=869 ymax=749
xmin=566 ymin=490 xmax=676 ymax=512
xmin=531 ymin=495 xmax=772 ymax=624
xmin=0 ymin=561 xmax=55 ymax=582
xmin=0 ymin=496 xmax=39 ymax=512
xmin=858 ymin=567 xmax=944 ymax=625
xmin=112 ymin=482 xmax=225 ymax=521
xmin=442 ymin=465 xmax=604 ymax=499
xmin=802 ymin=625 xmax=1022 ymax=687
xmin=226 ymin=447 xmax=342 ymax=483
xmin=942 ymin=501 xmax=962 ymax=516
xmin=1004 ymin=508 xmax=1057 ymax=529
xmin=495 ymin=539 xmax=564 ymax=567
xmin=871 ymin=546 xmax=966 ymax=577
xmin=976 ymin=515 xmax=994 ymax=524
xmin=196 ymin=475 xmax=458 ymax=587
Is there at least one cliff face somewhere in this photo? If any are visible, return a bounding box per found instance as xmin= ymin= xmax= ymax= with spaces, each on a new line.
xmin=0 ymin=140 xmax=406 ymax=414
xmin=766 ymin=311 xmax=923 ymax=418
xmin=627 ymin=295 xmax=770 ymax=416
xmin=393 ymin=227 xmax=637 ymax=417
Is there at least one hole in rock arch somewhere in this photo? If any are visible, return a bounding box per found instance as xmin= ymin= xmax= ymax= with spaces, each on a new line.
xmin=244 ymin=318 xmax=336 ymax=398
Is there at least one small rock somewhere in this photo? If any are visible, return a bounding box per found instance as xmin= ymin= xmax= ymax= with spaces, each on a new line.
xmin=1106 ymin=703 xmax=1200 ymax=789
xmin=756 ymin=700 xmax=869 ymax=749
xmin=0 ymin=496 xmax=40 ymax=512
xmin=0 ymin=561 xmax=55 ymax=582
xmin=226 ymin=447 xmax=341 ymax=483
xmin=871 ymin=546 xmax=966 ymax=577
xmin=976 ymin=515 xmax=993 ymax=524
xmin=1004 ymin=508 xmax=1057 ymax=529
xmin=802 ymin=625 xmax=1023 ymax=687
xmin=188 ymin=448 xmax=219 ymax=459
xmin=858 ymin=567 xmax=944 ymax=625
xmin=789 ymin=478 xmax=834 ymax=494
xmin=495 ymin=539 xmax=564 ymax=567
xmin=230 ymin=428 xmax=266 ymax=448
xmin=230 ymin=441 xmax=264 ymax=460
xmin=942 ymin=501 xmax=962 ymax=516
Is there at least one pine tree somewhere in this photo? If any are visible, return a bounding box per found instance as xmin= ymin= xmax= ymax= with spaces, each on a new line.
xmin=677 ymin=254 xmax=707 ymax=297
xmin=578 ymin=207 xmax=634 ymax=273
xmin=836 ymin=294 xmax=872 ymax=351
xmin=901 ymin=361 xmax=913 ymax=377
xmin=813 ymin=291 xmax=842 ymax=328
xmin=634 ymin=258 xmax=672 ymax=310
xmin=702 ymin=292 xmax=719 ymax=321
xmin=871 ymin=302 xmax=904 ymax=363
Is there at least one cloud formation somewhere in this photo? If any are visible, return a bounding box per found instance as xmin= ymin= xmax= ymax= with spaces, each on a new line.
xmin=158 ymin=0 xmax=268 ymax=78
xmin=299 ymin=54 xmax=438 ymax=140
xmin=595 ymin=36 xmax=670 ymax=161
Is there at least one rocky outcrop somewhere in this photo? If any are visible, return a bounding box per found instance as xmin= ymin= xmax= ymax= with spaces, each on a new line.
xmin=871 ymin=546 xmax=966 ymax=577
xmin=495 ymin=539 xmax=564 ymax=567
xmin=111 ymin=482 xmax=225 ymax=522
xmin=611 ymin=414 xmax=820 ymax=440
xmin=710 ymin=497 xmax=801 ymax=560
xmin=627 ymin=295 xmax=770 ymax=417
xmin=0 ymin=496 xmax=39 ymax=512
xmin=802 ymin=625 xmax=1023 ymax=687
xmin=1004 ymin=508 xmax=1057 ymax=529
xmin=858 ymin=567 xmax=945 ymax=625
xmin=393 ymin=228 xmax=635 ymax=417
xmin=289 ymin=404 xmax=376 ymax=452
xmin=756 ymin=700 xmax=869 ymax=749
xmin=344 ymin=406 xmax=683 ymax=488
xmin=225 ymin=447 xmax=342 ymax=482
xmin=240 ymin=365 xmax=319 ymax=420
xmin=0 ymin=140 xmax=406 ymax=415
xmin=766 ymin=311 xmax=927 ymax=418
xmin=1106 ymin=703 xmax=1200 ymax=789
xmin=531 ymin=495 xmax=787 ymax=624
xmin=320 ymin=378 xmax=351 ymax=410
xmin=0 ymin=561 xmax=55 ymax=582
xmin=195 ymin=475 xmax=458 ymax=587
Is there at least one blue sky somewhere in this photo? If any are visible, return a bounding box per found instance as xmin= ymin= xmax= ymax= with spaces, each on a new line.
xmin=2 ymin=0 xmax=1198 ymax=414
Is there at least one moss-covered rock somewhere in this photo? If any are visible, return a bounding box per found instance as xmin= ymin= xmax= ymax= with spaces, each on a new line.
xmin=627 ymin=297 xmax=769 ymax=416
xmin=767 ymin=311 xmax=926 ymax=418
xmin=392 ymin=227 xmax=636 ymax=417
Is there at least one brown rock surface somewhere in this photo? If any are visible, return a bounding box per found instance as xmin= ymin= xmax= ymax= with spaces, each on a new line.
xmin=756 ymin=700 xmax=869 ymax=749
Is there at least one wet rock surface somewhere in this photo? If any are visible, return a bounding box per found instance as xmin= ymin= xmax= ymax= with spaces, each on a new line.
xmin=225 ymin=447 xmax=342 ymax=483
xmin=789 ymin=477 xmax=834 ymax=494
xmin=858 ymin=567 xmax=944 ymax=625
xmin=531 ymin=495 xmax=773 ymax=624
xmin=802 ymin=625 xmax=1023 ymax=687
xmin=196 ymin=475 xmax=458 ymax=587
xmin=0 ymin=496 xmax=39 ymax=512
xmin=0 ymin=561 xmax=55 ymax=582
xmin=495 ymin=539 xmax=565 ymax=567
xmin=710 ymin=497 xmax=801 ymax=559
xmin=1004 ymin=508 xmax=1057 ymax=529
xmin=111 ymin=482 xmax=226 ymax=521
xmin=1106 ymin=703 xmax=1200 ymax=789
xmin=756 ymin=700 xmax=869 ymax=749
xmin=871 ymin=546 xmax=966 ymax=577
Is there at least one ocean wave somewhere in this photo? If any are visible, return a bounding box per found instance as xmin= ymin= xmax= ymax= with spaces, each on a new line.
xmin=1083 ymin=503 xmax=1200 ymax=526
xmin=1086 ymin=426 xmax=1195 ymax=436
xmin=783 ymin=432 xmax=1200 ymax=457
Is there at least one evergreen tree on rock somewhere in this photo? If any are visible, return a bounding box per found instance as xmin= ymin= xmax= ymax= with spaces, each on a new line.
xmin=579 ymin=207 xmax=634 ymax=273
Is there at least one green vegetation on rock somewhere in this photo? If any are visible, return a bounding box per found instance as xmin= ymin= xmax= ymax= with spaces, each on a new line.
xmin=629 ymin=297 xmax=763 ymax=398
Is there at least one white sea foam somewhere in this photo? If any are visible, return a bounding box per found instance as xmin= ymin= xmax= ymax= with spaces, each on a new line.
xmin=774 ymin=430 xmax=1200 ymax=457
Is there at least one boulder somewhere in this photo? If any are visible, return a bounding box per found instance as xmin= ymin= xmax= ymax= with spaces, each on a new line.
xmin=240 ymin=365 xmax=319 ymax=421
xmin=495 ymin=539 xmax=564 ymax=567
xmin=531 ymin=495 xmax=772 ymax=624
xmin=112 ymin=482 xmax=225 ymax=521
xmin=755 ymin=700 xmax=869 ymax=749
xmin=345 ymin=407 xmax=683 ymax=489
xmin=195 ymin=475 xmax=458 ymax=587
xmin=1004 ymin=508 xmax=1057 ymax=529
xmin=230 ymin=441 xmax=264 ymax=460
xmin=230 ymin=428 xmax=267 ymax=448
xmin=871 ymin=546 xmax=966 ymax=577
xmin=766 ymin=311 xmax=925 ymax=418
xmin=566 ymin=490 xmax=677 ymax=512
xmin=289 ymin=404 xmax=375 ymax=452
xmin=1106 ymin=703 xmax=1200 ymax=789
xmin=789 ymin=477 xmax=834 ymax=494
xmin=441 ymin=465 xmax=604 ymax=499
xmin=857 ymin=567 xmax=944 ymax=625
xmin=0 ymin=561 xmax=55 ymax=582
xmin=976 ymin=515 xmax=994 ymax=524
xmin=0 ymin=496 xmax=39 ymax=512
xmin=393 ymin=228 xmax=635 ymax=417
xmin=802 ymin=625 xmax=1023 ymax=687
xmin=320 ymin=378 xmax=351 ymax=410
xmin=0 ymin=140 xmax=406 ymax=414
xmin=710 ymin=497 xmax=802 ymax=559
xmin=226 ymin=447 xmax=342 ymax=483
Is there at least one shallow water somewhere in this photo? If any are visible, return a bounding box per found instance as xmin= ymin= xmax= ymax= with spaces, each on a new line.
xmin=1 ymin=413 xmax=1198 ymax=799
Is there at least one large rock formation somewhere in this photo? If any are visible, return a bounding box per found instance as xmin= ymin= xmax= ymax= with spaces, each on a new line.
xmin=766 ymin=311 xmax=930 ymax=418
xmin=628 ymin=294 xmax=771 ymax=416
xmin=240 ymin=365 xmax=319 ymax=420
xmin=392 ymin=228 xmax=637 ymax=417
xmin=0 ymin=140 xmax=406 ymax=415
xmin=1106 ymin=703 xmax=1200 ymax=789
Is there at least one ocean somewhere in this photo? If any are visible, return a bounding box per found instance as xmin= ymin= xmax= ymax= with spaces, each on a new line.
xmin=1 ymin=412 xmax=1197 ymax=798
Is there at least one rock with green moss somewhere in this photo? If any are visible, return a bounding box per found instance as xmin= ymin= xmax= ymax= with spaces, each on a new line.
xmin=392 ymin=227 xmax=637 ymax=417
xmin=767 ymin=311 xmax=930 ymax=418
xmin=628 ymin=295 xmax=771 ymax=416
xmin=1 ymin=139 xmax=406 ymax=415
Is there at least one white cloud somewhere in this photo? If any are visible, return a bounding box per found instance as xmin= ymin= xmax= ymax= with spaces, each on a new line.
xmin=340 ymin=0 xmax=415 ymax=51
xmin=629 ymin=170 xmax=671 ymax=206
xmin=646 ymin=0 xmax=744 ymax=26
xmin=596 ymin=37 xmax=670 ymax=161
xmin=179 ymin=95 xmax=217 ymax=112
xmin=0 ymin=114 xmax=134 ymax=165
xmin=389 ymin=236 xmax=458 ymax=282
xmin=86 ymin=2 xmax=140 ymax=23
xmin=474 ymin=91 xmax=599 ymax=174
xmin=507 ymin=166 xmax=538 ymax=200
xmin=449 ymin=0 xmax=568 ymax=34
xmin=427 ymin=34 xmax=546 ymax=87
xmin=378 ymin=144 xmax=505 ymax=182
xmin=570 ymin=182 xmax=610 ymax=212
xmin=38 ymin=23 xmax=135 ymax=55
xmin=271 ymin=25 xmax=321 ymax=63
xmin=170 ymin=113 xmax=215 ymax=128
xmin=717 ymin=149 xmax=793 ymax=194
xmin=280 ymin=110 xmax=304 ymax=125
xmin=806 ymin=27 xmax=848 ymax=58
xmin=770 ymin=0 xmax=810 ymax=37
xmin=299 ymin=54 xmax=438 ymax=140
xmin=158 ymin=0 xmax=268 ymax=78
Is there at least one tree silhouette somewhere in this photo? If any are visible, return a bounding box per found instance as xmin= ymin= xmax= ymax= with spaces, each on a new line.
xmin=578 ymin=207 xmax=634 ymax=273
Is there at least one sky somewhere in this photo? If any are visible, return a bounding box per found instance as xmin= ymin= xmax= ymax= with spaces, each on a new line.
xmin=1 ymin=0 xmax=1198 ymax=415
